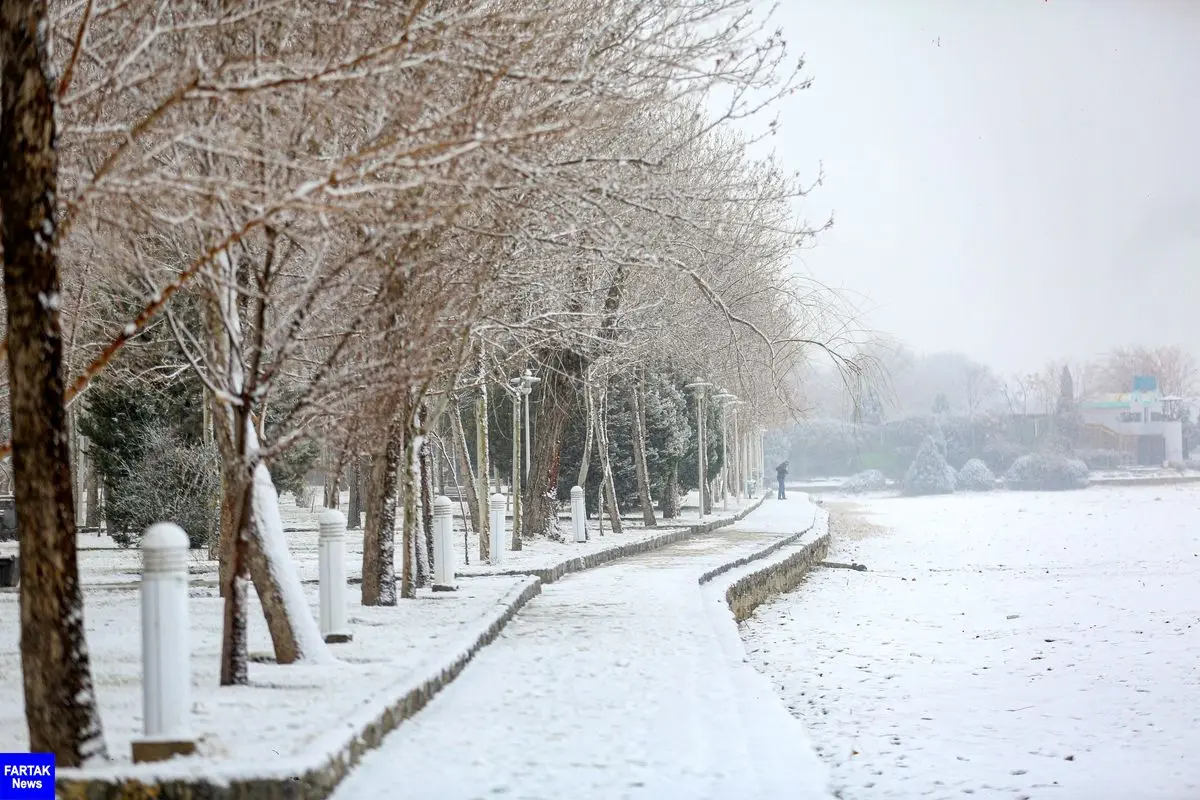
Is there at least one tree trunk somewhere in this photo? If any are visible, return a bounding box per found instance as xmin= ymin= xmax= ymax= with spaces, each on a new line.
xmin=522 ymin=348 xmax=586 ymax=536
xmin=362 ymin=422 xmax=401 ymax=606
xmin=595 ymin=383 xmax=622 ymax=533
xmin=577 ymin=366 xmax=594 ymax=489
xmin=216 ymin=422 xmax=332 ymax=676
xmin=510 ymin=393 xmax=522 ymax=549
xmin=450 ymin=401 xmax=480 ymax=531
xmin=399 ymin=421 xmax=419 ymax=599
xmin=474 ymin=362 xmax=490 ymax=562
xmin=347 ymin=456 xmax=362 ymax=530
xmin=629 ymin=380 xmax=656 ymax=527
xmin=1 ymin=1 xmax=109 ymax=760
xmin=419 ymin=436 xmax=434 ymax=585
xmin=85 ymin=458 xmax=100 ymax=529
xmin=661 ymin=461 xmax=681 ymax=519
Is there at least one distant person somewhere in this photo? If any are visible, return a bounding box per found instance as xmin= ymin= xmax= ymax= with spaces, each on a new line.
xmin=776 ymin=460 xmax=789 ymax=499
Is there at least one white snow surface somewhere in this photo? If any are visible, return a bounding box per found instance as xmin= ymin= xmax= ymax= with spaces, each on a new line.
xmin=332 ymin=495 xmax=833 ymax=800
xmin=743 ymin=485 xmax=1200 ymax=800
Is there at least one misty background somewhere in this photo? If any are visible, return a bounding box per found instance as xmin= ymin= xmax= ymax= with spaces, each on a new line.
xmin=743 ymin=0 xmax=1199 ymax=393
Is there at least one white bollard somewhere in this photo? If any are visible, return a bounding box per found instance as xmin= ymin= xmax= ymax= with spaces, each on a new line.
xmin=433 ymin=495 xmax=457 ymax=591
xmin=489 ymin=493 xmax=505 ymax=565
xmin=570 ymin=485 xmax=587 ymax=542
xmin=136 ymin=523 xmax=195 ymax=762
xmin=318 ymin=509 xmax=352 ymax=643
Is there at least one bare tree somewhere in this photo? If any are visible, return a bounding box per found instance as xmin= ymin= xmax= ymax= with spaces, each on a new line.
xmin=1 ymin=0 xmax=107 ymax=763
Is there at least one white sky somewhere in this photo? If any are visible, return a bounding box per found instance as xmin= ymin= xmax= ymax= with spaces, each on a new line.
xmin=740 ymin=0 xmax=1200 ymax=374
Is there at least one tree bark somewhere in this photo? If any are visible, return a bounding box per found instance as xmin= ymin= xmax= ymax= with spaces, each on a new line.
xmin=450 ymin=401 xmax=480 ymax=531
xmin=419 ymin=435 xmax=434 ymax=585
xmin=594 ymin=382 xmax=622 ymax=533
xmin=474 ymin=369 xmax=490 ymax=562
xmin=510 ymin=392 xmax=522 ymax=549
xmin=629 ymin=380 xmax=656 ymax=527
xmin=661 ymin=461 xmax=681 ymax=519
xmin=577 ymin=366 xmax=594 ymax=489
xmin=1 ymin=0 xmax=109 ymax=762
xmin=84 ymin=456 xmax=100 ymax=529
xmin=362 ymin=422 xmax=401 ymax=606
xmin=347 ymin=456 xmax=362 ymax=530
xmin=399 ymin=420 xmax=419 ymax=599
xmin=522 ymin=348 xmax=586 ymax=536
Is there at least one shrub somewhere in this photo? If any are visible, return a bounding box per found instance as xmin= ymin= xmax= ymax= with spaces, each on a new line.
xmin=840 ymin=469 xmax=887 ymax=494
xmin=957 ymin=458 xmax=996 ymax=491
xmin=1004 ymin=453 xmax=1089 ymax=491
xmin=104 ymin=427 xmax=220 ymax=549
xmin=1075 ymin=449 xmax=1124 ymax=471
xmin=903 ymin=436 xmax=956 ymax=496
xmin=981 ymin=439 xmax=1028 ymax=474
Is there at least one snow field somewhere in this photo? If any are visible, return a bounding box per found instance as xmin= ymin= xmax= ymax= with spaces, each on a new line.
xmin=742 ymin=484 xmax=1200 ymax=800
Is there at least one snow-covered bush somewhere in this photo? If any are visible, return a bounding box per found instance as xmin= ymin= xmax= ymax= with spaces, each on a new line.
xmin=903 ymin=436 xmax=956 ymax=496
xmin=981 ymin=439 xmax=1028 ymax=474
xmin=104 ymin=427 xmax=220 ymax=548
xmin=956 ymin=458 xmax=996 ymax=491
xmin=840 ymin=469 xmax=887 ymax=494
xmin=1004 ymin=453 xmax=1089 ymax=491
xmin=1075 ymin=448 xmax=1124 ymax=471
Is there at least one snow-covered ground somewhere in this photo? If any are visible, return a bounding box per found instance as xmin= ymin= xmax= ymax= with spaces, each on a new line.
xmin=331 ymin=495 xmax=830 ymax=800
xmin=743 ymin=484 xmax=1200 ymax=799
xmin=0 ymin=487 xmax=757 ymax=772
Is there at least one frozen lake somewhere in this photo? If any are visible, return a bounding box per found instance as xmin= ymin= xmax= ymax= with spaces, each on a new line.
xmin=742 ymin=484 xmax=1200 ymax=800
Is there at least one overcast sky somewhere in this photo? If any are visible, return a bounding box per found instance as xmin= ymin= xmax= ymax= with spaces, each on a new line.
xmin=742 ymin=0 xmax=1200 ymax=375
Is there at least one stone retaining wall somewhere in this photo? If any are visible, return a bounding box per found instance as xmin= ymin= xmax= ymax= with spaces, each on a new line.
xmin=705 ymin=508 xmax=831 ymax=623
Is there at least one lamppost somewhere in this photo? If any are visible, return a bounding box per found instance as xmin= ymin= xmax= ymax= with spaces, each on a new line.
xmin=713 ymin=390 xmax=736 ymax=511
xmin=517 ymin=369 xmax=540 ymax=484
xmin=503 ymin=380 xmax=522 ymax=549
xmin=685 ymin=378 xmax=712 ymax=518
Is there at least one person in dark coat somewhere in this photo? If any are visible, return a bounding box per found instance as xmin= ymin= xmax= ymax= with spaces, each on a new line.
xmin=775 ymin=460 xmax=789 ymax=499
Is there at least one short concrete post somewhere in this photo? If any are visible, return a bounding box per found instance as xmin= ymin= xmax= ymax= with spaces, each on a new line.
xmin=570 ymin=485 xmax=587 ymax=542
xmin=489 ymin=493 xmax=505 ymax=565
xmin=134 ymin=523 xmax=195 ymax=763
xmin=433 ymin=496 xmax=457 ymax=591
xmin=318 ymin=509 xmax=352 ymax=643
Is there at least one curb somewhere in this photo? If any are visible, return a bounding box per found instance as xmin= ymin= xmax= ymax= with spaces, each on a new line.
xmin=55 ymin=496 xmax=768 ymax=799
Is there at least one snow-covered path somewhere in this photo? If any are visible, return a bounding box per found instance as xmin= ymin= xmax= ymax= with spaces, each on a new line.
xmin=332 ymin=496 xmax=830 ymax=800
xmin=743 ymin=485 xmax=1200 ymax=800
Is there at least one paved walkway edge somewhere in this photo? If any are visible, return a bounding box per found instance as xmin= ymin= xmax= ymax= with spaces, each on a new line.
xmin=56 ymin=497 xmax=768 ymax=800
xmin=698 ymin=505 xmax=835 ymax=799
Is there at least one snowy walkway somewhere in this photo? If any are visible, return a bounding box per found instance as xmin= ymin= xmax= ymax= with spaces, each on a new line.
xmin=744 ymin=485 xmax=1200 ymax=800
xmin=332 ymin=496 xmax=830 ymax=800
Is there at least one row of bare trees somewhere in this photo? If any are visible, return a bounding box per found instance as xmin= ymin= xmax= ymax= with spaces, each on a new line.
xmin=1 ymin=0 xmax=854 ymax=766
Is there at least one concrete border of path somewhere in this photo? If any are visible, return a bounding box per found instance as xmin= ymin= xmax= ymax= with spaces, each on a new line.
xmin=55 ymin=497 xmax=769 ymax=800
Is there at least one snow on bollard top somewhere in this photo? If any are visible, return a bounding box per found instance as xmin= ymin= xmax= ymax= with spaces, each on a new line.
xmin=142 ymin=523 xmax=188 ymax=575
xmin=434 ymin=495 xmax=452 ymax=516
xmin=318 ymin=508 xmax=347 ymax=540
xmin=490 ymin=493 xmax=505 ymax=507
xmin=570 ymin=485 xmax=584 ymax=499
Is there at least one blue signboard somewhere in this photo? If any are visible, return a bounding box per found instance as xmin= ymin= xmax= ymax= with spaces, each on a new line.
xmin=1132 ymin=375 xmax=1157 ymax=392
xmin=0 ymin=754 xmax=53 ymax=800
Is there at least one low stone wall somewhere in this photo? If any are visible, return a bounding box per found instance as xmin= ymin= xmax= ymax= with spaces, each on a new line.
xmin=706 ymin=508 xmax=831 ymax=623
xmin=56 ymin=497 xmax=768 ymax=800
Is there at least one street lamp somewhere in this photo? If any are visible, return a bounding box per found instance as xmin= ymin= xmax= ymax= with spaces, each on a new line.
xmin=517 ymin=369 xmax=540 ymax=484
xmin=503 ymin=381 xmax=523 ymax=549
xmin=713 ymin=390 xmax=736 ymax=510
xmin=685 ymin=378 xmax=712 ymax=518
